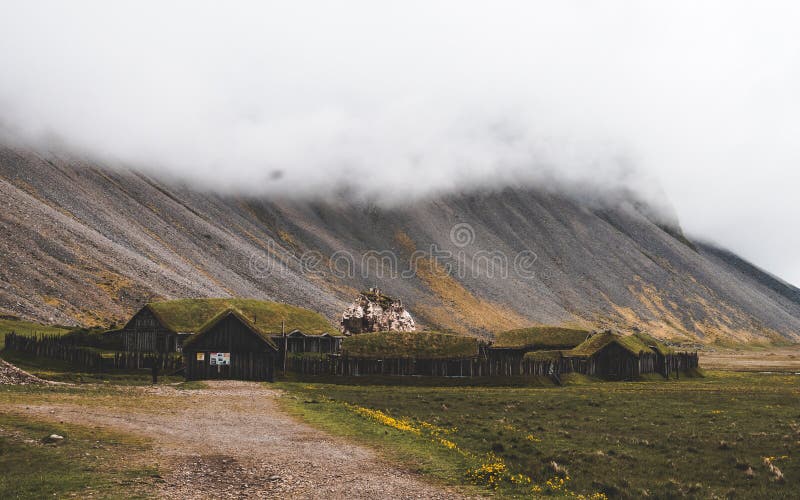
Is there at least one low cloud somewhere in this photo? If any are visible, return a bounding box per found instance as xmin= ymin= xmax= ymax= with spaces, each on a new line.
xmin=2 ymin=1 xmax=800 ymax=283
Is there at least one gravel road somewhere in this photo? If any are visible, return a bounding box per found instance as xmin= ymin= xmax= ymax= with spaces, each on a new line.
xmin=18 ymin=381 xmax=467 ymax=499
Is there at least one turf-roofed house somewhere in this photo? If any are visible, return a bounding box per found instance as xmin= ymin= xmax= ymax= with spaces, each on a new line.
xmin=118 ymin=298 xmax=336 ymax=353
xmin=117 ymin=298 xmax=338 ymax=380
xmin=490 ymin=327 xmax=592 ymax=362
xmin=491 ymin=327 xmax=698 ymax=379
xmin=181 ymin=309 xmax=280 ymax=381
xmin=560 ymin=330 xmax=696 ymax=379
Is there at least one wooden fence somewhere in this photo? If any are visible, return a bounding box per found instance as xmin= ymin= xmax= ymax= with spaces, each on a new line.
xmin=285 ymin=355 xmax=572 ymax=377
xmin=5 ymin=332 xmax=698 ymax=380
xmin=286 ymin=351 xmax=699 ymax=378
xmin=4 ymin=333 xmax=182 ymax=372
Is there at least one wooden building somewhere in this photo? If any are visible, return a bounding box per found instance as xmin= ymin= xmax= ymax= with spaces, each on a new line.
xmin=487 ymin=327 xmax=591 ymax=372
xmin=563 ymin=331 xmax=659 ymax=379
xmin=182 ymin=309 xmax=279 ymax=381
xmin=118 ymin=305 xmax=191 ymax=353
xmin=114 ymin=298 xmax=335 ymax=354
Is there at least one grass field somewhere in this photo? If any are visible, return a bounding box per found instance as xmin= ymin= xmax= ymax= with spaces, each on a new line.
xmin=279 ymin=372 xmax=800 ymax=498
xmin=2 ymin=332 xmax=799 ymax=498
xmin=0 ymin=412 xmax=157 ymax=499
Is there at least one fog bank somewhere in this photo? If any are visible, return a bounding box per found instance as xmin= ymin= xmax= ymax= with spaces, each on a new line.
xmin=2 ymin=2 xmax=800 ymax=283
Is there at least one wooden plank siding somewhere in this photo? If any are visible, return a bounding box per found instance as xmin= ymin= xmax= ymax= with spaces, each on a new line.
xmin=583 ymin=342 xmax=653 ymax=379
xmin=283 ymin=351 xmax=699 ymax=379
xmin=278 ymin=333 xmax=342 ymax=354
xmin=121 ymin=307 xmax=182 ymax=353
xmin=182 ymin=312 xmax=278 ymax=382
xmin=184 ymin=351 xmax=275 ymax=381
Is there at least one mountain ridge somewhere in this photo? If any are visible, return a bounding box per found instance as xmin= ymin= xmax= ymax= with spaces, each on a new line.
xmin=1 ymin=145 xmax=798 ymax=343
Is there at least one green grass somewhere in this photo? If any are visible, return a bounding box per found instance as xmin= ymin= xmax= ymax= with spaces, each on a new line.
xmin=341 ymin=331 xmax=479 ymax=359
xmin=278 ymin=372 xmax=800 ymax=498
xmin=0 ymin=317 xmax=73 ymax=338
xmin=0 ymin=350 xmax=183 ymax=386
xmin=0 ymin=412 xmax=157 ymax=499
xmin=148 ymin=298 xmax=335 ymax=334
xmin=277 ymin=383 xmax=485 ymax=497
xmin=493 ymin=327 xmax=591 ymax=349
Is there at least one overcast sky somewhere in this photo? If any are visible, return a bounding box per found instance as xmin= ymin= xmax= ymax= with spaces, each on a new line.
xmin=2 ymin=2 xmax=800 ymax=284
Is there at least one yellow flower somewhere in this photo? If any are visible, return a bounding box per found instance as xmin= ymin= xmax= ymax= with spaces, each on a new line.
xmin=345 ymin=404 xmax=420 ymax=434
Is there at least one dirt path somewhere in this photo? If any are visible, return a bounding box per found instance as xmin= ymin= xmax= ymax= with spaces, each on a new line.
xmin=15 ymin=381 xmax=466 ymax=499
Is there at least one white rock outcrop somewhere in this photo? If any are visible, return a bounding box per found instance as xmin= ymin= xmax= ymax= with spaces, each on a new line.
xmin=340 ymin=288 xmax=416 ymax=334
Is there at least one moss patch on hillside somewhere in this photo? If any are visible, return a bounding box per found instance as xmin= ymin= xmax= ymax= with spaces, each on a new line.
xmin=393 ymin=230 xmax=530 ymax=335
xmin=342 ymin=331 xmax=479 ymax=359
xmin=147 ymin=298 xmax=334 ymax=334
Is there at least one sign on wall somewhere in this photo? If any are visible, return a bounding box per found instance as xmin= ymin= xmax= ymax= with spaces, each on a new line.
xmin=196 ymin=353 xmax=205 ymax=361
xmin=209 ymin=352 xmax=230 ymax=366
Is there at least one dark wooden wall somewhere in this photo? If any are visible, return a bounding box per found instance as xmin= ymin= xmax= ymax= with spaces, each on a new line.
xmin=284 ymin=350 xmax=699 ymax=379
xmin=184 ymin=351 xmax=275 ymax=381
xmin=5 ymin=333 xmax=183 ymax=372
xmin=276 ymin=335 xmax=342 ymax=354
xmin=121 ymin=308 xmax=180 ymax=353
xmin=182 ymin=315 xmax=276 ymax=381
xmin=588 ymin=343 xmax=644 ymax=379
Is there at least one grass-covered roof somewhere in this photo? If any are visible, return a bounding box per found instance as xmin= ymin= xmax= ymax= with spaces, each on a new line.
xmin=566 ymin=331 xmax=653 ymax=357
xmin=493 ymin=326 xmax=591 ymax=349
xmin=523 ymin=350 xmax=564 ymax=361
xmin=144 ymin=298 xmax=334 ymax=334
xmin=341 ymin=331 xmax=479 ymax=359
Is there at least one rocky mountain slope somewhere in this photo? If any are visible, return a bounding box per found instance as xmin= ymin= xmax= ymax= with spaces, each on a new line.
xmin=1 ymin=145 xmax=799 ymax=343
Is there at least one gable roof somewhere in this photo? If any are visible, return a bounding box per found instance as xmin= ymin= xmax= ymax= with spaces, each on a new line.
xmin=182 ymin=308 xmax=279 ymax=351
xmin=319 ymin=333 xmax=345 ymax=338
xmin=127 ymin=298 xmax=334 ymax=334
xmin=566 ymin=331 xmax=653 ymax=358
